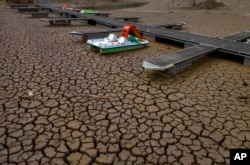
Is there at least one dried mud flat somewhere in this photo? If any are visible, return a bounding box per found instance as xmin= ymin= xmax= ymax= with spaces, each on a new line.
xmin=0 ymin=1 xmax=250 ymax=165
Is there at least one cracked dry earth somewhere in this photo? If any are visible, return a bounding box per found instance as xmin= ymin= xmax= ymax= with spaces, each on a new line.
xmin=1 ymin=6 xmax=250 ymax=165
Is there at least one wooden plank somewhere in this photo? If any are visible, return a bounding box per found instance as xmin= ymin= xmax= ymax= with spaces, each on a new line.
xmin=142 ymin=44 xmax=217 ymax=71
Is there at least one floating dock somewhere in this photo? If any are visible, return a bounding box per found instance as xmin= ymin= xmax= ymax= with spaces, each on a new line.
xmin=36 ymin=4 xmax=250 ymax=73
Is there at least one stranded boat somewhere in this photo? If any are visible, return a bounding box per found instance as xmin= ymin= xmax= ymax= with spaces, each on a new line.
xmin=87 ymin=25 xmax=149 ymax=54
xmin=80 ymin=9 xmax=98 ymax=14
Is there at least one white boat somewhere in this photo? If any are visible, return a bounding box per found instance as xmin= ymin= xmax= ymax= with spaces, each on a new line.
xmin=87 ymin=25 xmax=149 ymax=54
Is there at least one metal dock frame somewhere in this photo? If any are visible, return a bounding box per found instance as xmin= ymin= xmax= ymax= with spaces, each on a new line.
xmin=36 ymin=4 xmax=250 ymax=73
xmin=69 ymin=28 xmax=122 ymax=40
xmin=142 ymin=44 xmax=217 ymax=73
xmin=40 ymin=18 xmax=94 ymax=25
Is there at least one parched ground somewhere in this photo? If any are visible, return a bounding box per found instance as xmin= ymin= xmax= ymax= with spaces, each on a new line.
xmin=0 ymin=1 xmax=250 ymax=165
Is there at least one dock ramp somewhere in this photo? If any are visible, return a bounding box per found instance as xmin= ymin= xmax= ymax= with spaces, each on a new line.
xmin=222 ymin=31 xmax=250 ymax=42
xmin=142 ymin=44 xmax=217 ymax=73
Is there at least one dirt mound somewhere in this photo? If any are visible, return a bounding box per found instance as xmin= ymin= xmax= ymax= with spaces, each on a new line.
xmin=195 ymin=1 xmax=225 ymax=9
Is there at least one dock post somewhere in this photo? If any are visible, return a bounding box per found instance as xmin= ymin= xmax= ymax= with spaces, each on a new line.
xmin=243 ymin=57 xmax=250 ymax=66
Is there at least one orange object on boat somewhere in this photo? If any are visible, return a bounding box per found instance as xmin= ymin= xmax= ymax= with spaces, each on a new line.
xmin=121 ymin=24 xmax=144 ymax=39
xmin=62 ymin=3 xmax=70 ymax=9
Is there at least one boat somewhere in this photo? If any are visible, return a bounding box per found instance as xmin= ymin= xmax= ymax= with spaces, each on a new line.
xmin=62 ymin=3 xmax=70 ymax=10
xmin=87 ymin=25 xmax=149 ymax=54
xmin=80 ymin=9 xmax=98 ymax=14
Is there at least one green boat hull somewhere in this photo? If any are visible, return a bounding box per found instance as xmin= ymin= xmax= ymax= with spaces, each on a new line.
xmin=88 ymin=44 xmax=147 ymax=54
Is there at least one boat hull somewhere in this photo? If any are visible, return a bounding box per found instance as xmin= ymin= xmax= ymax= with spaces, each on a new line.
xmin=88 ymin=43 xmax=147 ymax=54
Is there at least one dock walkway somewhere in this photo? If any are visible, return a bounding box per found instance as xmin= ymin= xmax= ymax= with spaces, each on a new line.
xmin=37 ymin=4 xmax=250 ymax=73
